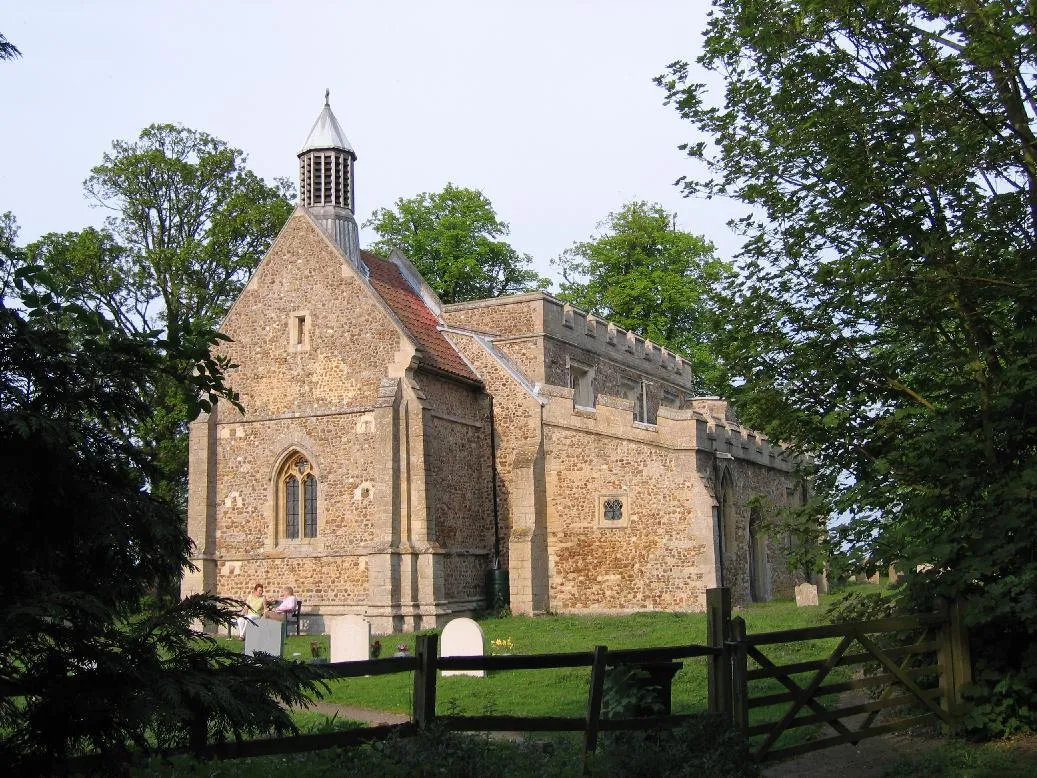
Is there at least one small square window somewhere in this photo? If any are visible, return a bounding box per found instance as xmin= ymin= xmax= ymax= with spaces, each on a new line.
xmin=597 ymin=493 xmax=629 ymax=528
xmin=289 ymin=311 xmax=310 ymax=352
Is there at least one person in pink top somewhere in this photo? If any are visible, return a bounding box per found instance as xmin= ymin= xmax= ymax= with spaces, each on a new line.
xmin=268 ymin=586 xmax=298 ymax=621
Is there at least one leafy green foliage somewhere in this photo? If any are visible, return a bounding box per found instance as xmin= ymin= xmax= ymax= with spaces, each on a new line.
xmin=0 ymin=266 xmax=325 ymax=768
xmin=136 ymin=719 xmax=759 ymax=777
xmin=365 ymin=183 xmax=549 ymax=304
xmin=658 ymin=1 xmax=1037 ymax=733
xmin=601 ymin=665 xmax=664 ymax=719
xmin=883 ymin=735 xmax=1037 ymax=777
xmin=555 ymin=201 xmax=731 ymax=391
xmin=25 ymin=124 xmax=293 ymax=508
xmin=596 ymin=715 xmax=759 ymax=778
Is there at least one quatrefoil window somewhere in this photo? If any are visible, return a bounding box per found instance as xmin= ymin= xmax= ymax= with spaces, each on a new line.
xmin=603 ymin=498 xmax=624 ymax=521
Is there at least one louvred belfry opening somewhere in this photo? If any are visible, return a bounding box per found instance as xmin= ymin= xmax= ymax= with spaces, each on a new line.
xmin=298 ymin=89 xmax=363 ymax=267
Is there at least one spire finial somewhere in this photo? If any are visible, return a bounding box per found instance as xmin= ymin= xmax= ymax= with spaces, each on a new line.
xmin=324 ymin=88 xmax=330 ymax=106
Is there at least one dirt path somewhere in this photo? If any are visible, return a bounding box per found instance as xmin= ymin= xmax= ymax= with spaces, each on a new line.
xmin=761 ymin=730 xmax=943 ymax=777
xmin=760 ymin=690 xmax=944 ymax=777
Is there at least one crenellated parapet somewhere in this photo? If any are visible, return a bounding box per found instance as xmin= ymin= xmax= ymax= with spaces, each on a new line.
xmin=442 ymin=292 xmax=697 ymax=388
xmin=553 ymin=298 xmax=694 ymax=384
xmin=540 ymin=385 xmax=797 ymax=470
xmin=689 ymin=408 xmax=797 ymax=470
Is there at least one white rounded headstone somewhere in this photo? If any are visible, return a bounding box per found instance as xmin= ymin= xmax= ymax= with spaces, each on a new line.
xmin=440 ymin=617 xmax=486 ymax=677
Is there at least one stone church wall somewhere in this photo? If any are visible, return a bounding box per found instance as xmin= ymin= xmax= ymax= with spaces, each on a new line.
xmin=414 ymin=369 xmax=495 ymax=605
xmin=219 ymin=213 xmax=405 ymax=418
xmin=208 ymin=411 xmax=381 ymax=608
xmin=541 ymin=388 xmax=716 ymax=612
xmin=442 ymin=294 xmax=544 ymax=338
xmin=699 ymin=407 xmax=808 ymax=605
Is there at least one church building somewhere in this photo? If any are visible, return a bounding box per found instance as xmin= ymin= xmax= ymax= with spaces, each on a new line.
xmin=182 ymin=98 xmax=808 ymax=633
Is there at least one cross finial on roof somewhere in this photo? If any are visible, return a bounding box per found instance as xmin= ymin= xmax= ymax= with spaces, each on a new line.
xmin=325 ymin=88 xmax=330 ymax=106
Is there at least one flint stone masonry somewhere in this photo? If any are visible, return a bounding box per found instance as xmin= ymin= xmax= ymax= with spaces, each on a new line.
xmin=440 ymin=617 xmax=486 ymax=677
xmin=795 ymin=583 xmax=819 ymax=607
xmin=328 ymin=614 xmax=371 ymax=663
xmin=183 ymin=108 xmax=809 ymax=626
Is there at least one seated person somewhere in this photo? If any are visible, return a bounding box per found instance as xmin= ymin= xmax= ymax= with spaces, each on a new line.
xmin=236 ymin=583 xmax=267 ymax=639
xmin=267 ymin=586 xmax=298 ymax=621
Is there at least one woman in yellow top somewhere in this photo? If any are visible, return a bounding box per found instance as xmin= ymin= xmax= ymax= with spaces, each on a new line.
xmin=236 ymin=583 xmax=267 ymax=639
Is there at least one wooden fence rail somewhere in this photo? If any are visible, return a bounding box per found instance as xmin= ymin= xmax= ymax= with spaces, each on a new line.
xmin=44 ymin=587 xmax=972 ymax=772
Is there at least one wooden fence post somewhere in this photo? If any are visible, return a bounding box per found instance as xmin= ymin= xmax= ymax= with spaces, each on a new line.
xmin=582 ymin=645 xmax=609 ymax=770
xmin=707 ymin=587 xmax=733 ymax=725
xmin=412 ymin=634 xmax=438 ymax=729
xmin=946 ymin=598 xmax=972 ymax=717
xmin=730 ymin=616 xmax=750 ymax=738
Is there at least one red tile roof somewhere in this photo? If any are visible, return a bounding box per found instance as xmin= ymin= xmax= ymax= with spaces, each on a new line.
xmin=361 ymin=250 xmax=479 ymax=383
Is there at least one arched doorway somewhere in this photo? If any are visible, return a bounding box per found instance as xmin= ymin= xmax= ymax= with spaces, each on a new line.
xmin=748 ymin=506 xmax=769 ymax=602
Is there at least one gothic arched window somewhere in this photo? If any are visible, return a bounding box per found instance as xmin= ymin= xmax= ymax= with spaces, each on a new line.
xmin=280 ymin=454 xmax=318 ymax=541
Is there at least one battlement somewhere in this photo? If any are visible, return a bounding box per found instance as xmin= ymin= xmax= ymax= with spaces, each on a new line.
xmin=547 ymin=296 xmax=694 ymax=384
xmin=539 ymin=384 xmax=795 ymax=471
xmin=442 ymin=292 xmax=696 ymax=387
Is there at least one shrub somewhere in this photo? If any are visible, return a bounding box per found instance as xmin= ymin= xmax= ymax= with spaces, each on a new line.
xmin=594 ymin=714 xmax=759 ymax=778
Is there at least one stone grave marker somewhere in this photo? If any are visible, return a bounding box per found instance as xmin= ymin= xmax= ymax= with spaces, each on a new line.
xmin=867 ymin=571 xmax=881 ymax=585
xmin=441 ymin=617 xmax=486 ymax=677
xmin=244 ymin=617 xmax=284 ymax=658
xmin=888 ymin=564 xmax=900 ymax=585
xmin=329 ymin=615 xmax=371 ymax=663
xmin=795 ymin=582 xmax=819 ymax=607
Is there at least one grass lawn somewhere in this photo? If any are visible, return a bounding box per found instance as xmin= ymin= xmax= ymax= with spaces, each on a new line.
xmin=140 ymin=584 xmax=899 ymax=775
xmin=216 ymin=583 xmax=884 ymax=748
xmin=320 ymin=588 xmax=865 ymax=723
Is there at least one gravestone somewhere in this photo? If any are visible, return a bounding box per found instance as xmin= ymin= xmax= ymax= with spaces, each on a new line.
xmin=888 ymin=564 xmax=900 ymax=585
xmin=867 ymin=571 xmax=881 ymax=585
xmin=795 ymin=582 xmax=819 ymax=607
xmin=441 ymin=617 xmax=486 ymax=677
xmin=329 ymin=615 xmax=371 ymax=663
xmin=244 ymin=617 xmax=284 ymax=658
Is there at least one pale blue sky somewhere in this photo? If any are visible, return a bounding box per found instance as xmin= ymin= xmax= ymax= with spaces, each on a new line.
xmin=1 ymin=1 xmax=740 ymax=282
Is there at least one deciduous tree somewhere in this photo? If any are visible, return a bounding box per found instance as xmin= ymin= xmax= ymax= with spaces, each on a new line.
xmin=554 ymin=201 xmax=730 ymax=390
xmin=28 ymin=124 xmax=294 ymax=507
xmin=659 ymin=0 xmax=1037 ymax=730
xmin=365 ymin=183 xmax=549 ymax=304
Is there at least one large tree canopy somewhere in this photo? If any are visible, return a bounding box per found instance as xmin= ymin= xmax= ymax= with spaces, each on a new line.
xmin=0 ymin=263 xmax=323 ymax=768
xmin=555 ymin=201 xmax=730 ymax=391
xmin=659 ymin=0 xmax=1037 ymax=721
xmin=27 ymin=124 xmax=294 ymax=507
xmin=365 ymin=183 xmax=549 ymax=304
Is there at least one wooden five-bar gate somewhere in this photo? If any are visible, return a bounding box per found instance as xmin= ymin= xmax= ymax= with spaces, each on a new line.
xmin=708 ymin=589 xmax=972 ymax=762
xmin=53 ymin=587 xmax=973 ymax=772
